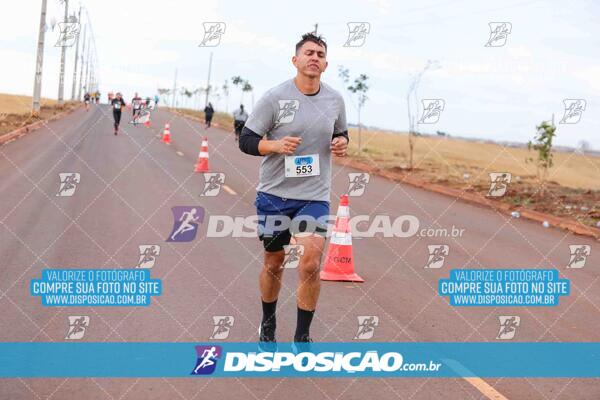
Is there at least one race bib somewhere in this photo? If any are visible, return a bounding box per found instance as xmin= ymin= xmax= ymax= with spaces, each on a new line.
xmin=285 ymin=154 xmax=320 ymax=178
xmin=113 ymin=102 xmax=121 ymax=110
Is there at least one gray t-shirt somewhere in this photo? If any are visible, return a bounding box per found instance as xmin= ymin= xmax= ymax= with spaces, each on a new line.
xmin=245 ymin=79 xmax=347 ymax=202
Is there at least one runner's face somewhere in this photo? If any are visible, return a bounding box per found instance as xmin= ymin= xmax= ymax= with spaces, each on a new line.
xmin=293 ymin=41 xmax=327 ymax=78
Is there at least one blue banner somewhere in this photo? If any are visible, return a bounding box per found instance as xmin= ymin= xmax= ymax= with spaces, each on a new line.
xmin=1 ymin=342 xmax=599 ymax=378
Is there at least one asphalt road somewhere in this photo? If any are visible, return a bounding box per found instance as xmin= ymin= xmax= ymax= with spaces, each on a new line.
xmin=0 ymin=104 xmax=598 ymax=399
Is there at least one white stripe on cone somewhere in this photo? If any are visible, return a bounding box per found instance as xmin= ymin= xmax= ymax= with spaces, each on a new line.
xmin=330 ymin=232 xmax=352 ymax=246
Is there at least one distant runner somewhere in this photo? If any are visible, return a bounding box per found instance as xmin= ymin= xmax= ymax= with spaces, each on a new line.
xmin=204 ymin=102 xmax=215 ymax=128
xmin=131 ymin=92 xmax=143 ymax=119
xmin=111 ymin=92 xmax=126 ymax=135
xmin=83 ymin=92 xmax=91 ymax=111
xmin=232 ymin=104 xmax=248 ymax=141
xmin=239 ymin=33 xmax=349 ymax=346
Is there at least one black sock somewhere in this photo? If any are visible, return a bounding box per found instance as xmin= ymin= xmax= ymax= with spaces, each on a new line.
xmin=261 ymin=299 xmax=277 ymax=325
xmin=294 ymin=307 xmax=315 ymax=341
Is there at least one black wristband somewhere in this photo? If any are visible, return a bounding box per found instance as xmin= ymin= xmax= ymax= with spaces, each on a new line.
xmin=239 ymin=126 xmax=263 ymax=156
xmin=332 ymin=130 xmax=349 ymax=143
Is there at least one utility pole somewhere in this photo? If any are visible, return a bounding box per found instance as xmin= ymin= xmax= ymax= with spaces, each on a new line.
xmin=313 ymin=23 xmax=318 ymax=34
xmin=70 ymin=5 xmax=81 ymax=100
xmin=88 ymin=56 xmax=94 ymax=94
xmin=84 ymin=38 xmax=91 ymax=95
xmin=204 ymin=52 xmax=213 ymax=108
xmin=77 ymin=23 xmax=86 ymax=100
xmin=32 ymin=0 xmax=48 ymax=115
xmin=171 ymin=68 xmax=177 ymax=108
xmin=57 ymin=0 xmax=69 ymax=106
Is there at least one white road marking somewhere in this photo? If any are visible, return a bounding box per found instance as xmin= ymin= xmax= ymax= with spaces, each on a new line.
xmin=222 ymin=185 xmax=237 ymax=195
xmin=176 ymin=151 xmax=184 ymax=156
xmin=444 ymin=359 xmax=509 ymax=400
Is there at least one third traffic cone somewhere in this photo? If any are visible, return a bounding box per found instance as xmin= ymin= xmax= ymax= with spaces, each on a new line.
xmin=162 ymin=123 xmax=171 ymax=144
xmin=320 ymin=194 xmax=364 ymax=282
xmin=194 ymin=137 xmax=210 ymax=172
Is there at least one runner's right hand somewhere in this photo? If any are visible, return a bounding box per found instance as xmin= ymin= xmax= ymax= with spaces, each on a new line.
xmin=276 ymin=136 xmax=302 ymax=155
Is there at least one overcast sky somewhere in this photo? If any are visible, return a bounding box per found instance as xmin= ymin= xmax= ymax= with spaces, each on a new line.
xmin=1 ymin=0 xmax=599 ymax=148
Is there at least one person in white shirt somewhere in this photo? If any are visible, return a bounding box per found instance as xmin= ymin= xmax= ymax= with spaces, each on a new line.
xmin=232 ymin=104 xmax=249 ymax=141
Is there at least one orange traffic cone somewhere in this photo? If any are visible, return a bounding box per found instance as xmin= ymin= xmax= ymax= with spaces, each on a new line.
xmin=194 ymin=137 xmax=210 ymax=172
xmin=162 ymin=123 xmax=171 ymax=144
xmin=320 ymin=194 xmax=364 ymax=282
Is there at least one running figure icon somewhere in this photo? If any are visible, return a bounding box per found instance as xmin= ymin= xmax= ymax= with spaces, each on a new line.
xmin=193 ymin=346 xmax=220 ymax=374
xmin=166 ymin=206 xmax=204 ymax=242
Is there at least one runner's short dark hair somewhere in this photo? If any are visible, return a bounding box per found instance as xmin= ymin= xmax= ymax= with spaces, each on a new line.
xmin=295 ymin=32 xmax=327 ymax=54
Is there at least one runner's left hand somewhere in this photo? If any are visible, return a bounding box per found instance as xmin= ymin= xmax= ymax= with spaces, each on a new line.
xmin=331 ymin=136 xmax=348 ymax=157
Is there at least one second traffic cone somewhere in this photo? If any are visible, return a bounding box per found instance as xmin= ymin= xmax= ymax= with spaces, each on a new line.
xmin=320 ymin=194 xmax=364 ymax=282
xmin=194 ymin=137 xmax=210 ymax=172
xmin=162 ymin=123 xmax=171 ymax=144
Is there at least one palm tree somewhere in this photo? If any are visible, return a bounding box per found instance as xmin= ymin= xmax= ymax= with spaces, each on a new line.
xmin=222 ymin=80 xmax=230 ymax=112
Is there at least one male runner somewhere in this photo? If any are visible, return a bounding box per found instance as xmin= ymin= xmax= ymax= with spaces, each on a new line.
xmin=232 ymin=104 xmax=248 ymax=141
xmin=83 ymin=92 xmax=91 ymax=111
xmin=204 ymin=102 xmax=215 ymax=128
xmin=131 ymin=92 xmax=143 ymax=119
xmin=111 ymin=92 xmax=126 ymax=135
xmin=239 ymin=33 xmax=349 ymax=344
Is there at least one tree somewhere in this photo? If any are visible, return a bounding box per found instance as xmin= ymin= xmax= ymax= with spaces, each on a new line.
xmin=231 ymin=76 xmax=253 ymax=105
xmin=406 ymin=60 xmax=440 ymax=169
xmin=527 ymin=120 xmax=556 ymax=196
xmin=193 ymin=87 xmax=203 ymax=109
xmin=231 ymin=75 xmax=244 ymax=103
xmin=157 ymin=88 xmax=171 ymax=107
xmin=338 ymin=66 xmax=369 ymax=154
xmin=180 ymin=87 xmax=193 ymax=108
xmin=578 ymin=140 xmax=591 ymax=154
xmin=222 ymin=80 xmax=230 ymax=112
xmin=242 ymin=81 xmax=253 ymax=106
